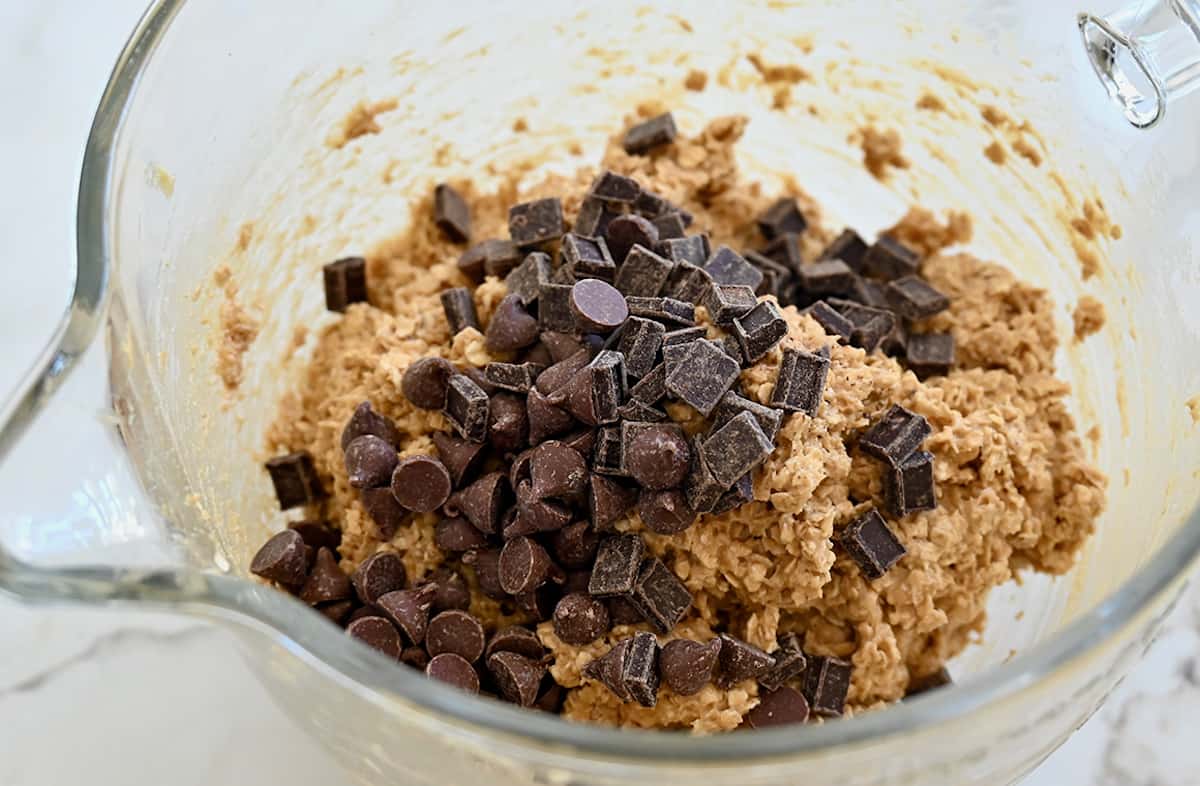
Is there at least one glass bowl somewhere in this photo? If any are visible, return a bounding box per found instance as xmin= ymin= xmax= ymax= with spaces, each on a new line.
xmin=2 ymin=1 xmax=1199 ymax=784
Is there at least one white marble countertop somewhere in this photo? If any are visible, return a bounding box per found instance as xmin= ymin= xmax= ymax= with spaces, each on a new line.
xmin=1 ymin=2 xmax=1197 ymax=784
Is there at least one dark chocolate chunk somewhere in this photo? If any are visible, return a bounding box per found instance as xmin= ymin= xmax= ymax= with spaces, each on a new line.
xmin=431 ymin=431 xmax=486 ymax=488
xmin=340 ymin=400 xmax=402 ymax=450
xmin=537 ymin=282 xmax=576 ymax=333
xmin=622 ymin=112 xmax=677 ymax=155
xmin=512 ymin=480 xmax=572 ymax=535
xmin=486 ymin=626 xmax=546 ymax=661
xmin=536 ymin=348 xmax=592 ymax=394
xmin=881 ymin=317 xmax=910 ymax=358
xmin=803 ymin=655 xmax=852 ymax=716
xmin=486 ymin=295 xmax=540 ymax=353
xmin=390 ymin=455 xmax=452 ymax=513
xmin=426 ymin=652 xmax=480 ymax=693
xmin=757 ymin=197 xmax=808 ymax=240
xmin=539 ymin=332 xmax=587 ymax=364
xmin=440 ymin=287 xmax=480 ymax=335
xmin=498 ymin=536 xmax=553 ymax=595
xmin=488 ymin=651 xmax=547 ymax=707
xmin=604 ymin=214 xmax=659 ymax=263
xmin=664 ymin=339 xmax=740 ymax=417
xmin=907 ymin=666 xmax=953 ymax=697
xmin=621 ymin=631 xmax=661 ymax=707
xmin=818 ymin=228 xmax=869 ymax=272
xmin=616 ymin=316 xmax=666 ymax=379
xmin=505 ymin=251 xmax=552 ymax=305
xmin=625 ymin=296 xmax=696 ymax=327
xmin=905 ymin=332 xmax=955 ymax=378
xmin=798 ymin=259 xmax=855 ymax=295
xmin=444 ymin=374 xmax=490 ymax=442
xmin=570 ymin=279 xmax=628 ymax=333
xmin=250 ymin=529 xmax=312 ymax=588
xmin=561 ymin=233 xmax=616 ymax=281
xmin=704 ymin=284 xmax=758 ymax=325
xmin=631 ymin=557 xmax=692 ymax=632
xmin=435 ymin=516 xmax=489 ymax=552
xmin=660 ymin=235 xmax=711 ymax=267
xmin=607 ymin=596 xmax=646 ymax=626
xmin=716 ymin=633 xmax=775 ymax=688
xmin=745 ymin=687 xmax=810 ymax=728
xmin=591 ymin=425 xmax=627 ymax=477
xmin=346 ymin=616 xmax=402 ymax=659
xmin=703 ymin=246 xmax=764 ymax=290
xmin=344 ymin=435 xmax=398 ymax=489
xmin=860 ymin=404 xmax=932 ymax=466
xmin=462 ymin=365 xmax=497 ymax=395
xmin=852 ymin=314 xmax=896 ymax=353
xmin=589 ymin=170 xmax=641 ymax=203
xmin=399 ymin=645 xmax=430 ymax=670
xmin=660 ymin=639 xmax=720 ymax=696
xmin=637 ymin=489 xmax=697 ymax=535
xmin=589 ymin=474 xmax=638 ymax=531
xmin=863 ymin=235 xmax=920 ymax=280
xmin=625 ymin=424 xmax=690 ymax=490
xmin=851 ymin=275 xmax=890 ymax=309
xmin=530 ymin=441 xmax=589 ymax=501
xmin=424 ymin=567 xmax=471 ymax=612
xmin=719 ymin=335 xmax=747 ymax=367
xmin=804 ymin=301 xmax=854 ymax=343
xmin=646 ymin=214 xmax=683 ymax=244
xmin=376 ymin=584 xmax=436 ymax=645
xmin=710 ymin=472 xmax=755 ymax=515
xmin=711 ymin=391 xmax=784 ymax=442
xmin=588 ymin=534 xmax=645 ymax=597
xmin=534 ymin=680 xmax=566 ymax=714
xmin=433 ymin=183 xmax=471 ymax=243
xmin=458 ymin=238 xmax=521 ymax=283
xmin=463 ymin=548 xmax=506 ymax=599
xmin=684 ymin=449 xmax=726 ymax=514
xmin=663 ymin=260 xmax=713 ymax=303
xmin=839 ymin=507 xmax=907 ymax=579
xmin=351 ymin=551 xmax=407 ymax=605
xmin=515 ymin=583 xmax=561 ymax=622
xmin=700 ymin=411 xmax=774 ymax=487
xmin=484 ymin=362 xmax=540 ymax=394
xmin=560 ymin=350 xmax=625 ymax=426
xmin=759 ymin=633 xmax=807 ymax=691
xmin=771 ymin=347 xmax=830 ymax=417
xmin=618 ymin=400 xmax=667 ymax=423
xmin=552 ymin=521 xmax=600 ymax=569
xmin=762 ymin=233 xmax=805 ymax=273
xmin=574 ymin=197 xmax=621 ymax=238
xmin=732 ymin=300 xmax=787 ymax=362
xmin=628 ymin=362 xmax=668 ymax=405
xmin=632 ymin=187 xmax=670 ymax=218
xmin=401 ymin=357 xmax=455 ymax=410
xmin=885 ymin=449 xmax=936 ymax=517
xmin=583 ymin=638 xmax=633 ymax=701
xmin=561 ymin=428 xmax=597 ymax=458
xmin=360 ymin=487 xmax=406 ymax=540
xmin=426 ymin=609 xmax=486 ymax=663
xmin=288 ymin=520 xmax=342 ymax=551
xmin=885 ymin=275 xmax=949 ymax=319
xmin=265 ymin=452 xmax=324 ymax=510
xmin=323 ymin=257 xmax=368 ymax=313
xmin=746 ymin=251 xmax=793 ymax=297
xmin=486 ymin=392 xmax=528 ymax=454
xmin=509 ymin=197 xmax=564 ymax=247
xmin=614 ymin=244 xmax=673 ymax=298
xmin=553 ymin=592 xmax=611 ymax=645
xmin=447 ymin=471 xmax=508 ymax=535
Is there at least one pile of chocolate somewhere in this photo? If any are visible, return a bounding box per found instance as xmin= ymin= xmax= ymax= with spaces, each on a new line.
xmin=254 ymin=112 xmax=948 ymax=725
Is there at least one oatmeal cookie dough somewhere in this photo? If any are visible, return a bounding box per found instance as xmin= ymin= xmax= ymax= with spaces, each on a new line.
xmin=267 ymin=116 xmax=1105 ymax=730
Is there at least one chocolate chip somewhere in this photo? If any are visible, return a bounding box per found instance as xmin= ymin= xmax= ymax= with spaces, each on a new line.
xmin=377 ymin=584 xmax=437 ymax=645
xmin=628 ymin=362 xmax=668 ymax=406
xmin=622 ymin=631 xmax=661 ymax=707
xmin=425 ymin=567 xmax=472 ymax=612
xmin=389 ymin=455 xmax=452 ymax=513
xmin=426 ymin=609 xmax=486 ymax=663
xmin=703 ymin=246 xmax=764 ymax=290
xmin=625 ymin=424 xmax=690 ymax=490
xmin=716 ymin=633 xmax=774 ymax=688
xmin=525 ymin=441 xmax=587 ymax=502
xmin=251 ymin=530 xmax=312 ymax=588
xmin=440 ymin=287 xmax=480 ymax=335
xmin=560 ymin=350 xmax=625 ymax=426
xmin=536 ymin=348 xmax=592 ymax=394
xmin=533 ymin=680 xmax=566 ymax=714
xmin=444 ymin=374 xmax=490 ymax=442
xmin=548 ymin=522 xmax=597 ymax=570
xmin=343 ymin=435 xmax=397 ymax=490
xmin=574 ymin=197 xmax=622 ymax=238
xmin=562 ymin=233 xmax=617 ymax=282
xmin=863 ymin=236 xmax=919 ymax=280
xmin=516 ymin=583 xmax=561 ymax=621
xmin=426 ymin=652 xmax=480 ymax=693
xmin=660 ymin=236 xmax=711 ymax=268
xmin=746 ymin=687 xmax=810 ymax=728
xmin=347 ymin=616 xmax=403 ymax=659
xmin=433 ymin=183 xmax=471 ymax=243
xmin=318 ymin=600 xmax=356 ymax=626
xmin=398 ymin=358 xmax=453 ymax=411
xmin=288 ymin=521 xmax=342 ymax=551
xmin=704 ymin=284 xmax=758 ymax=325
xmin=447 ymin=471 xmax=508 ymax=535
xmin=665 ymin=339 xmax=740 ymax=417
xmin=631 ymin=558 xmax=692 ymax=632
xmin=591 ymin=425 xmax=627 ymax=477
xmin=659 ymin=639 xmax=719 ymax=696
xmin=771 ymin=347 xmax=830 ymax=417
xmin=351 ymin=551 xmax=407 ymax=605
xmin=759 ymin=633 xmax=808 ymax=691
xmin=360 ymin=488 xmax=406 ymax=540
xmin=860 ymin=404 xmax=931 ymax=466
xmin=538 ymin=332 xmax=586 ymax=364
xmin=839 ymin=507 xmax=907 ymax=579
xmin=803 ymin=655 xmax=851 ymax=716
xmin=486 ymin=626 xmax=546 ymax=661
xmin=485 ymin=295 xmax=540 ymax=353
xmin=526 ymin=388 xmax=575 ymax=445
xmin=637 ymin=489 xmax=696 ymax=535
xmin=536 ymin=282 xmax=575 ymax=333
xmin=589 ymin=474 xmax=638 ymax=531
xmin=711 ymin=391 xmax=784 ymax=442
xmin=569 ymin=279 xmax=628 ymax=334
xmin=512 ymin=479 xmax=572 ymax=535
xmin=905 ymin=332 xmax=955 ymax=378
xmin=299 ymin=547 xmax=352 ymax=605
xmin=589 ymin=170 xmax=641 ymax=203
xmin=509 ymin=197 xmax=564 ymax=247
xmin=804 ymin=301 xmax=854 ymax=343
xmin=505 ymin=251 xmax=552 ymax=305
xmin=711 ymin=472 xmax=755 ymax=515
xmin=757 ymin=198 xmax=808 ymax=240
xmin=886 ymin=449 xmax=936 ymax=517
xmin=551 ymin=592 xmax=610 ymax=645
xmin=651 ymin=212 xmax=687 ymax=241
xmin=340 ymin=400 xmax=402 ymax=450
xmin=588 ymin=534 xmax=645 ymax=597
xmin=907 ymin=666 xmax=953 ymax=697
xmin=463 ymin=548 xmax=506 ymax=599
xmin=435 ymin=516 xmax=488 ymax=552
xmin=798 ymin=259 xmax=855 ymax=295
xmin=605 ymin=214 xmax=659 ymax=263
xmin=583 ymin=638 xmax=633 ymax=700
xmin=347 ymin=606 xmax=380 ymax=625
xmin=429 ymin=432 xmax=484 ymax=489
xmin=323 ymin=257 xmax=368 ymax=312
xmin=488 ymin=651 xmax=547 ymax=707
xmin=498 ymin=536 xmax=553 ymax=595
xmin=487 ymin=392 xmax=529 ymax=455
xmin=732 ymin=300 xmax=787 ymax=362
xmin=885 ymin=275 xmax=949 ymax=319
xmin=622 ymin=112 xmax=677 ymax=155
xmin=265 ymin=452 xmax=324 ymax=510
xmin=701 ymin=411 xmax=774 ymax=488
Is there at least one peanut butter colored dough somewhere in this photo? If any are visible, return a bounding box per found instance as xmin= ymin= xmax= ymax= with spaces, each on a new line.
xmin=266 ymin=117 xmax=1105 ymax=731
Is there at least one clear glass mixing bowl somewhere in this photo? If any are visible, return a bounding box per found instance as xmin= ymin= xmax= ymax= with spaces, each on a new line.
xmin=2 ymin=1 xmax=1199 ymax=784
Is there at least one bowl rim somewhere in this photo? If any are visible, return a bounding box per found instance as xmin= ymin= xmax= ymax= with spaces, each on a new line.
xmin=47 ymin=0 xmax=1200 ymax=766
